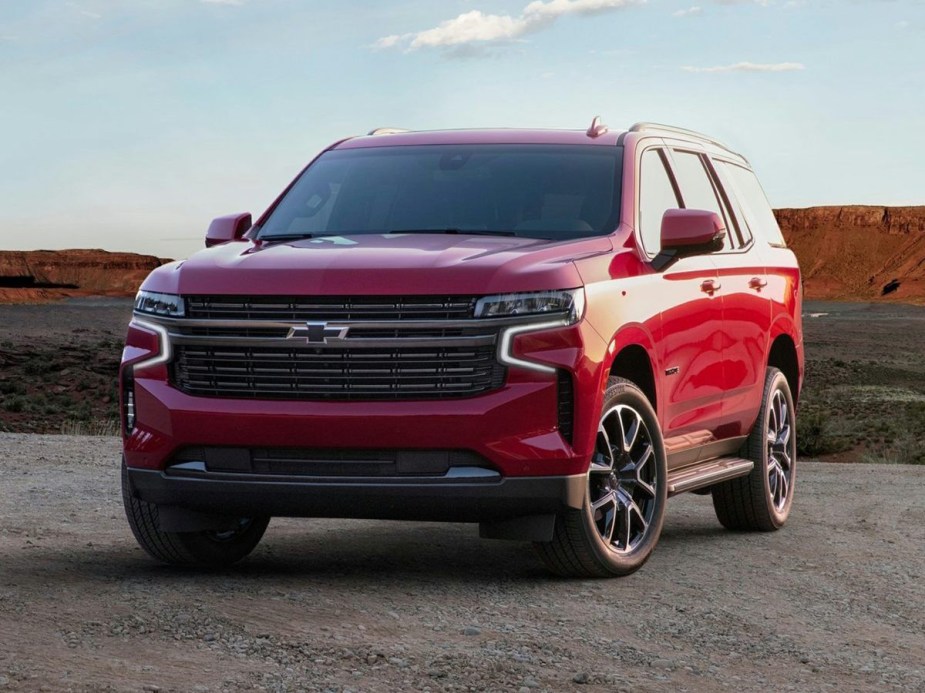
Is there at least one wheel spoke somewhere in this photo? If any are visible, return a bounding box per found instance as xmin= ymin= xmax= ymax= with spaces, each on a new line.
xmin=778 ymin=423 xmax=791 ymax=446
xmin=592 ymin=424 xmax=615 ymax=472
xmin=629 ymin=500 xmax=648 ymax=534
xmin=623 ymin=412 xmax=641 ymax=453
xmin=591 ymin=490 xmax=617 ymax=512
xmin=777 ymin=466 xmax=789 ymax=505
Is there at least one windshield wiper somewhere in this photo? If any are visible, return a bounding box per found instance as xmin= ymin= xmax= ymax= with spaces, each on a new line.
xmin=389 ymin=228 xmax=517 ymax=237
xmin=258 ymin=233 xmax=317 ymax=244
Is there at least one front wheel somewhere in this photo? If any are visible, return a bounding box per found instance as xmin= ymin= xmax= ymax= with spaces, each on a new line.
xmin=712 ymin=367 xmax=797 ymax=531
xmin=535 ymin=377 xmax=668 ymax=578
xmin=122 ymin=462 xmax=269 ymax=567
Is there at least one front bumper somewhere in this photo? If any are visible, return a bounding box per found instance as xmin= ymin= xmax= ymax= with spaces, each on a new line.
xmin=126 ymin=464 xmax=585 ymax=523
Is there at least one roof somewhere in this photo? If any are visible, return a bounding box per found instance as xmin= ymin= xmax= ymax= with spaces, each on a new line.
xmin=333 ymin=121 xmax=746 ymax=162
xmin=336 ymin=128 xmax=625 ymax=150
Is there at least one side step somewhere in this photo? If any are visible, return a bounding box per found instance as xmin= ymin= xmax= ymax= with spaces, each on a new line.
xmin=667 ymin=457 xmax=754 ymax=496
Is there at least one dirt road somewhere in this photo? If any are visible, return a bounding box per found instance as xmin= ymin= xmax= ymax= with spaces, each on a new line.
xmin=1 ymin=434 xmax=923 ymax=692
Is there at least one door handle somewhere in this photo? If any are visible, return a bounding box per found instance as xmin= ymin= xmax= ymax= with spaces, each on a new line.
xmin=700 ymin=279 xmax=721 ymax=295
xmin=749 ymin=277 xmax=768 ymax=291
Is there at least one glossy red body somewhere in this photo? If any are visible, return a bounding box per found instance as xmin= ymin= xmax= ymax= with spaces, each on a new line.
xmin=122 ymin=127 xmax=803 ymax=485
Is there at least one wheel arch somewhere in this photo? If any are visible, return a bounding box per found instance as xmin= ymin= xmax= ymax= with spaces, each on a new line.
xmin=601 ymin=324 xmax=661 ymax=420
xmin=767 ymin=333 xmax=801 ymax=405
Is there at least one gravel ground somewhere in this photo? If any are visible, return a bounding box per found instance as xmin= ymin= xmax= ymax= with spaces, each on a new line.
xmin=1 ymin=434 xmax=923 ymax=692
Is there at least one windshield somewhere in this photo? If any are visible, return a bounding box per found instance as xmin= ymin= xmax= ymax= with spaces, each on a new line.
xmin=256 ymin=144 xmax=623 ymax=241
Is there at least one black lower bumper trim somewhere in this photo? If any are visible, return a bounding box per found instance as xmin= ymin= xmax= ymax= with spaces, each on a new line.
xmin=126 ymin=468 xmax=585 ymax=523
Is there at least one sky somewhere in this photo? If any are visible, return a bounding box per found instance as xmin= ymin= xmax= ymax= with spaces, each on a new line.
xmin=1 ymin=0 xmax=924 ymax=260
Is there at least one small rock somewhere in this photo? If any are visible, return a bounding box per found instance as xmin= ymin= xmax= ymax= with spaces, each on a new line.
xmin=143 ymin=686 xmax=161 ymax=693
xmin=203 ymin=633 xmax=217 ymax=642
xmin=573 ymin=672 xmax=590 ymax=684
xmin=462 ymin=627 xmax=481 ymax=636
xmin=367 ymin=655 xmax=377 ymax=665
xmin=523 ymin=678 xmax=540 ymax=688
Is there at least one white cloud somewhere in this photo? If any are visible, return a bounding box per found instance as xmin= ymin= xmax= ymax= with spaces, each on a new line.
xmin=376 ymin=0 xmax=645 ymax=52
xmin=682 ymin=61 xmax=806 ymax=73
xmin=673 ymin=6 xmax=703 ymax=17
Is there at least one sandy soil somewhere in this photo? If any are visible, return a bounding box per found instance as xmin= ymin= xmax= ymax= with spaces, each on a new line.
xmin=1 ymin=434 xmax=923 ymax=692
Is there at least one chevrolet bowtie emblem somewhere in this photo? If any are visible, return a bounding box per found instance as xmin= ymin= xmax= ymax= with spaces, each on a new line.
xmin=287 ymin=321 xmax=350 ymax=344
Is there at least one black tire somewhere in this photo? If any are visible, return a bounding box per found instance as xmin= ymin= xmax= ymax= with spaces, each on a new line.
xmin=712 ymin=367 xmax=796 ymax=531
xmin=121 ymin=462 xmax=269 ymax=567
xmin=534 ymin=377 xmax=668 ymax=578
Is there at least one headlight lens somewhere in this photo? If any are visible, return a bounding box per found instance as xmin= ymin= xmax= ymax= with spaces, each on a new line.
xmin=134 ymin=291 xmax=185 ymax=317
xmin=474 ymin=289 xmax=584 ymax=323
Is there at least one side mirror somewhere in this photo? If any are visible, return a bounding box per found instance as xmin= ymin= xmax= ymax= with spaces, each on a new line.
xmin=652 ymin=209 xmax=726 ymax=271
xmin=205 ymin=213 xmax=252 ymax=248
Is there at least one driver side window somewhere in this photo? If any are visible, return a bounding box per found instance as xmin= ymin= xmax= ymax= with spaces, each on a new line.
xmin=639 ymin=148 xmax=681 ymax=255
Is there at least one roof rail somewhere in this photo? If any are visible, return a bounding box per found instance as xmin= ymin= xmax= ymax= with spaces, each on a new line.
xmin=367 ymin=127 xmax=411 ymax=136
xmin=628 ymin=122 xmax=739 ymax=155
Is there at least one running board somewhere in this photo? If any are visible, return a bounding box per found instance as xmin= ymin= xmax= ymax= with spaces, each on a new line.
xmin=667 ymin=457 xmax=754 ymax=496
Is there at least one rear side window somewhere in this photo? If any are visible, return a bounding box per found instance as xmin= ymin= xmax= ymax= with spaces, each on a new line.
xmin=638 ymin=149 xmax=680 ymax=254
xmin=718 ymin=162 xmax=786 ymax=247
xmin=670 ymin=151 xmax=731 ymax=244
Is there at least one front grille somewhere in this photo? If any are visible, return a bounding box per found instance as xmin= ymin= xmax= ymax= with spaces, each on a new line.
xmin=173 ymin=344 xmax=506 ymax=400
xmin=186 ymin=295 xmax=476 ymax=321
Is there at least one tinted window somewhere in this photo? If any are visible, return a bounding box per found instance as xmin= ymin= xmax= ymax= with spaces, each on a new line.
xmin=672 ymin=151 xmax=726 ymax=218
xmin=257 ymin=145 xmax=623 ymax=241
xmin=711 ymin=160 xmax=753 ymax=247
xmin=638 ymin=149 xmax=680 ymax=254
xmin=719 ymin=162 xmax=786 ymax=246
xmin=671 ymin=151 xmax=735 ymax=250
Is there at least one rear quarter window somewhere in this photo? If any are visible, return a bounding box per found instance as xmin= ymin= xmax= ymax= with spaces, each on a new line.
xmin=717 ymin=162 xmax=786 ymax=247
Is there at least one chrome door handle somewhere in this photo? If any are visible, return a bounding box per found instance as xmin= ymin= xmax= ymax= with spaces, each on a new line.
xmin=749 ymin=277 xmax=768 ymax=291
xmin=700 ymin=280 xmax=721 ymax=294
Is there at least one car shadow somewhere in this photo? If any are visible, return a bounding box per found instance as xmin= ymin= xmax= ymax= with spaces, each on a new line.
xmin=5 ymin=513 xmax=748 ymax=588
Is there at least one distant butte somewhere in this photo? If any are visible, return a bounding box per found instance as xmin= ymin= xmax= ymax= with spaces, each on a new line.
xmin=0 ymin=249 xmax=169 ymax=304
xmin=775 ymin=206 xmax=925 ymax=304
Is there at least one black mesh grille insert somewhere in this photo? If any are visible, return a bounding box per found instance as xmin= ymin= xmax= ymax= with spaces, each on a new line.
xmin=172 ymin=344 xmax=506 ymax=400
xmin=557 ymin=369 xmax=574 ymax=443
xmin=185 ymin=295 xmax=476 ymax=321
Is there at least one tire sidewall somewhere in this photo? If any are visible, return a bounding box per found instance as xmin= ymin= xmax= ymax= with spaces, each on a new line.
xmin=581 ymin=380 xmax=668 ymax=574
xmin=758 ymin=370 xmax=797 ymax=527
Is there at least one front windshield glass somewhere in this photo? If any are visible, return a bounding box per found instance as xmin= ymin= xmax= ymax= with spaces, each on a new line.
xmin=256 ymin=144 xmax=623 ymax=241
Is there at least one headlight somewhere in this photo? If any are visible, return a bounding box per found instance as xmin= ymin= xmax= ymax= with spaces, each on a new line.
xmin=134 ymin=290 xmax=185 ymax=317
xmin=474 ymin=289 xmax=585 ymax=323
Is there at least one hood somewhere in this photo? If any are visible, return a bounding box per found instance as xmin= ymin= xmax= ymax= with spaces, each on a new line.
xmin=141 ymin=233 xmax=613 ymax=296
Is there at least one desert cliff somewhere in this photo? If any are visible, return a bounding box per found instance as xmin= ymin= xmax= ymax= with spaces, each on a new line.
xmin=775 ymin=206 xmax=925 ymax=303
xmin=0 ymin=250 xmax=168 ymax=303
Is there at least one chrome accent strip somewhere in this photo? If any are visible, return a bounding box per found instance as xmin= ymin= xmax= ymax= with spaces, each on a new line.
xmin=497 ymin=319 xmax=569 ymax=375
xmin=129 ymin=318 xmax=172 ymax=370
xmin=133 ymin=312 xmax=569 ymax=330
xmin=168 ymin=333 xmax=497 ymax=349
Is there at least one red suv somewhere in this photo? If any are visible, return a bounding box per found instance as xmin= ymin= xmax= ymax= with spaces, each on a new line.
xmin=120 ymin=120 xmax=802 ymax=577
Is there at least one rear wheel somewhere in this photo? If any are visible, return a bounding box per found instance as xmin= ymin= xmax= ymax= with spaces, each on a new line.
xmin=712 ymin=367 xmax=796 ymax=531
xmin=535 ymin=377 xmax=667 ymax=577
xmin=121 ymin=462 xmax=269 ymax=567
